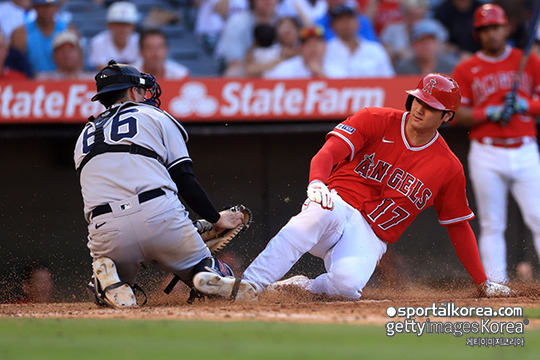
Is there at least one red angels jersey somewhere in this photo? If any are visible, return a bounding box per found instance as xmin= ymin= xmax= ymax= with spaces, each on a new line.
xmin=327 ymin=107 xmax=474 ymax=244
xmin=452 ymin=45 xmax=540 ymax=139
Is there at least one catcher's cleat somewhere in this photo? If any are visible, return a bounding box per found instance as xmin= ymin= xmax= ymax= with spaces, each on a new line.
xmin=193 ymin=272 xmax=258 ymax=302
xmin=267 ymin=275 xmax=311 ymax=292
xmin=87 ymin=277 xmax=108 ymax=307
xmin=92 ymin=257 xmax=137 ymax=309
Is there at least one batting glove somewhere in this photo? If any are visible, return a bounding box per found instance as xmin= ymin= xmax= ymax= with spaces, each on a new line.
xmin=485 ymin=105 xmax=506 ymax=123
xmin=513 ymin=95 xmax=529 ymax=114
xmin=307 ymin=180 xmax=334 ymax=210
xmin=478 ymin=280 xmax=515 ymax=298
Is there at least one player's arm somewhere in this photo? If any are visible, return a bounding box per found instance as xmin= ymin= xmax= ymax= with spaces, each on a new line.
xmin=454 ymin=102 xmax=510 ymax=127
xmin=168 ymin=161 xmax=237 ymax=229
xmin=510 ymin=54 xmax=540 ymax=116
xmin=169 ymin=162 xmax=243 ymax=231
xmin=445 ymin=221 xmax=487 ymax=286
xmin=446 ymin=221 xmax=513 ymax=297
xmin=306 ymin=136 xmax=351 ymax=210
xmin=309 ymin=135 xmax=352 ymax=183
xmin=169 ymin=161 xmax=220 ymax=222
xmin=451 ymin=67 xmax=505 ymax=126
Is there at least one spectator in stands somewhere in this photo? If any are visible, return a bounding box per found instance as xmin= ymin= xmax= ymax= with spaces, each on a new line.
xmin=10 ymin=0 xmax=70 ymax=74
xmin=264 ymin=25 xmax=328 ymax=79
xmin=276 ymin=16 xmax=301 ymax=56
xmin=357 ymin=0 xmax=403 ymax=36
xmin=195 ymin=0 xmax=249 ymax=54
xmin=244 ymin=23 xmax=281 ymax=77
xmin=36 ymin=29 xmax=93 ymax=80
xmin=216 ymin=0 xmax=280 ymax=77
xmin=394 ymin=19 xmax=457 ymax=75
xmin=88 ymin=1 xmax=141 ymax=70
xmin=0 ymin=0 xmax=35 ymax=39
xmin=379 ymin=0 xmax=429 ymax=65
xmin=132 ymin=28 xmax=189 ymax=80
xmin=317 ymin=0 xmax=377 ymax=41
xmin=194 ymin=0 xmax=235 ymax=54
xmin=324 ymin=4 xmax=394 ymax=78
xmin=244 ymin=17 xmax=300 ymax=77
xmin=434 ymin=0 xmax=483 ymax=60
xmin=214 ymin=0 xmax=250 ymax=18
xmin=0 ymin=31 xmax=27 ymax=80
xmin=278 ymin=0 xmax=328 ymax=27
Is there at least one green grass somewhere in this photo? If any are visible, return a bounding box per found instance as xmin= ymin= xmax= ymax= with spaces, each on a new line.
xmin=523 ymin=308 xmax=540 ymax=319
xmin=0 ymin=318 xmax=538 ymax=360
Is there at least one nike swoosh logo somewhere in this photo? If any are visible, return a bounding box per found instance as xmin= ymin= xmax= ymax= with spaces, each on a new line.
xmin=96 ymin=222 xmax=106 ymax=229
xmin=382 ymin=138 xmax=394 ymax=143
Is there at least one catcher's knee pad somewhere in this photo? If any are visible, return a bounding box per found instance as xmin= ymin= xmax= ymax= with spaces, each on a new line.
xmin=89 ymin=257 xmax=137 ymax=309
xmin=193 ymin=257 xmax=234 ymax=278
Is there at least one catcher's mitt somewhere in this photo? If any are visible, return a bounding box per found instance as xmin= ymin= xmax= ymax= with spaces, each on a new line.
xmin=194 ymin=205 xmax=252 ymax=254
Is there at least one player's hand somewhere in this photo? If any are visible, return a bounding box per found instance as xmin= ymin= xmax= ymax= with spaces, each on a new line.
xmin=477 ymin=280 xmax=515 ymax=298
xmin=213 ymin=210 xmax=244 ymax=233
xmin=513 ymin=95 xmax=529 ymax=114
xmin=485 ymin=105 xmax=507 ymax=123
xmin=307 ymin=180 xmax=334 ymax=210
xmin=499 ymin=92 xmax=518 ymax=123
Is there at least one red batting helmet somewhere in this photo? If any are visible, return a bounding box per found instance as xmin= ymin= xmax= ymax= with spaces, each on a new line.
xmin=405 ymin=73 xmax=461 ymax=113
xmin=474 ymin=4 xmax=508 ymax=29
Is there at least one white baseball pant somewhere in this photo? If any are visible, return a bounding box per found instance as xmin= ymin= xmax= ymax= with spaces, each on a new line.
xmin=242 ymin=192 xmax=387 ymax=299
xmin=87 ymin=190 xmax=211 ymax=284
xmin=468 ymin=139 xmax=540 ymax=283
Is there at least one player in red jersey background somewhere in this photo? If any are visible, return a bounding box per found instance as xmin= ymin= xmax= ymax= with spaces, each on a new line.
xmin=452 ymin=3 xmax=540 ymax=284
xmin=239 ymin=73 xmax=512 ymax=300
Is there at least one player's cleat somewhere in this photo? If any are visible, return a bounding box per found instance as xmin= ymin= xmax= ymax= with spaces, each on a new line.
xmin=478 ymin=280 xmax=515 ymax=297
xmin=267 ymin=275 xmax=311 ymax=291
xmin=193 ymin=272 xmax=257 ymax=302
xmin=92 ymin=257 xmax=137 ymax=309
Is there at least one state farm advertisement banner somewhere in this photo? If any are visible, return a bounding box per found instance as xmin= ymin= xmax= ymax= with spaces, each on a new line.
xmin=0 ymin=76 xmax=421 ymax=124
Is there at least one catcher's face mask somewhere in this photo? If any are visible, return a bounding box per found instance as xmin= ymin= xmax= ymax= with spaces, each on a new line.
xmin=92 ymin=60 xmax=163 ymax=108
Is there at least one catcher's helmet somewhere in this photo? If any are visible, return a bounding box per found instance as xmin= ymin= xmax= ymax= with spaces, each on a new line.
xmin=473 ymin=3 xmax=508 ymax=29
xmin=405 ymin=73 xmax=461 ymax=113
xmin=91 ymin=60 xmax=161 ymax=106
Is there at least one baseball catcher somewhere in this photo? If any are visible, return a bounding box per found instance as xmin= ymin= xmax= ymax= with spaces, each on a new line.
xmin=75 ymin=60 xmax=256 ymax=309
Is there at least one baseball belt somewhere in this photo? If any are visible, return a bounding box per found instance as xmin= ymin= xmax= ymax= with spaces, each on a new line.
xmin=91 ymin=188 xmax=165 ymax=218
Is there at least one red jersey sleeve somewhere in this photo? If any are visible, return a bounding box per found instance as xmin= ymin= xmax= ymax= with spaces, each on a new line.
xmin=446 ymin=221 xmax=487 ymax=285
xmin=309 ymin=137 xmax=352 ymax=183
xmin=434 ymin=167 xmax=475 ymax=225
xmin=451 ymin=63 xmax=472 ymax=106
xmin=326 ymin=107 xmax=386 ymax=162
xmin=528 ymin=53 xmax=540 ymax=94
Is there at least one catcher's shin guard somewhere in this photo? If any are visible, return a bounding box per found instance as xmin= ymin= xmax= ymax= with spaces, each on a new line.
xmin=164 ymin=256 xmax=234 ymax=296
xmin=90 ymin=257 xmax=137 ymax=309
xmin=193 ymin=257 xmax=235 ymax=278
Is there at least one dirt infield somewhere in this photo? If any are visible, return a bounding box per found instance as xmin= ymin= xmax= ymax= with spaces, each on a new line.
xmin=2 ymin=283 xmax=539 ymax=326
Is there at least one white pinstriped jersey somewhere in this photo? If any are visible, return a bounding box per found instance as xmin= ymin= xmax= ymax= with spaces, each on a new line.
xmin=74 ymin=102 xmax=190 ymax=222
